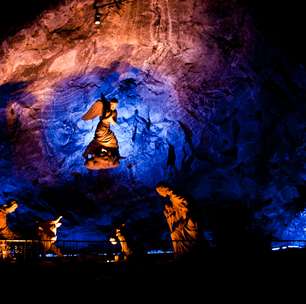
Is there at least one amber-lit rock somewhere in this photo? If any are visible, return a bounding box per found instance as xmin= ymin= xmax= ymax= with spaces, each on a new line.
xmin=0 ymin=0 xmax=305 ymax=242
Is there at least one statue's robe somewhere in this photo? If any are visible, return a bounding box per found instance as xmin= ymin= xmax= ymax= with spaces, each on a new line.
xmin=82 ymin=99 xmax=120 ymax=169
xmin=163 ymin=192 xmax=200 ymax=256
xmin=0 ymin=202 xmax=19 ymax=239
xmin=116 ymin=228 xmax=133 ymax=260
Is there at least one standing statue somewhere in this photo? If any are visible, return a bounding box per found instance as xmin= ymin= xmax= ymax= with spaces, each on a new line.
xmin=82 ymin=93 xmax=120 ymax=170
xmin=109 ymin=224 xmax=133 ymax=261
xmin=156 ymin=183 xmax=201 ymax=257
xmin=0 ymin=200 xmax=19 ymax=239
xmin=0 ymin=200 xmax=19 ymax=260
xmin=37 ymin=216 xmax=63 ymax=257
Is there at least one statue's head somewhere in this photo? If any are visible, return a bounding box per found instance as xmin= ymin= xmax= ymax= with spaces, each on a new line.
xmin=1 ymin=200 xmax=18 ymax=213
xmin=109 ymin=98 xmax=118 ymax=111
xmin=115 ymin=223 xmax=126 ymax=236
xmin=156 ymin=182 xmax=172 ymax=197
xmin=115 ymin=228 xmax=121 ymax=237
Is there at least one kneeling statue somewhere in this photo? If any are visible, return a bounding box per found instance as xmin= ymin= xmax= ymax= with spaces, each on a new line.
xmin=37 ymin=216 xmax=63 ymax=257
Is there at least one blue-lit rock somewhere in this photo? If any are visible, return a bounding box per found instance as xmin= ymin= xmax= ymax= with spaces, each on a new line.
xmin=0 ymin=0 xmax=305 ymax=244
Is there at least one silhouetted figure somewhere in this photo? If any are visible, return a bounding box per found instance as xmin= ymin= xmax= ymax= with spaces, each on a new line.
xmin=156 ymin=183 xmax=201 ymax=258
xmin=37 ymin=216 xmax=63 ymax=257
xmin=82 ymin=93 xmax=120 ymax=170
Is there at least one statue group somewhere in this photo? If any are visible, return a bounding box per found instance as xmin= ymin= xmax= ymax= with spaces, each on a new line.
xmin=1 ymin=182 xmax=204 ymax=260
xmin=0 ymin=201 xmax=63 ymax=259
xmin=0 ymin=92 xmax=205 ymax=261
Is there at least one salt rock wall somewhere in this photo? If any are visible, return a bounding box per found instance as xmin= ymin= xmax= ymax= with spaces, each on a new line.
xmin=0 ymin=0 xmax=305 ymax=242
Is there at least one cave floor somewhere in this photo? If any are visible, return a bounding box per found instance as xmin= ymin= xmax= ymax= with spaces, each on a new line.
xmin=0 ymin=250 xmax=304 ymax=294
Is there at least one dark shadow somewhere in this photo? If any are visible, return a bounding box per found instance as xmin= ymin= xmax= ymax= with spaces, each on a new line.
xmin=0 ymin=0 xmax=63 ymax=42
xmin=204 ymin=200 xmax=271 ymax=255
xmin=0 ymin=81 xmax=34 ymax=141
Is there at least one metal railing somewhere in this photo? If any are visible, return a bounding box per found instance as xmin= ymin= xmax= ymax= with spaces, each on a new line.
xmin=271 ymin=240 xmax=306 ymax=251
xmin=0 ymin=239 xmax=174 ymax=261
xmin=0 ymin=240 xmax=41 ymax=260
xmin=1 ymin=239 xmax=306 ymax=262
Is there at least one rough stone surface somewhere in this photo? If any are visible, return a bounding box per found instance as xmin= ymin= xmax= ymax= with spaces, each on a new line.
xmin=0 ymin=0 xmax=305 ymax=243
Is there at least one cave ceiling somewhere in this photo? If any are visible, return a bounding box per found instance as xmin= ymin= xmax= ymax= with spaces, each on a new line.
xmin=0 ymin=0 xmax=305 ymax=241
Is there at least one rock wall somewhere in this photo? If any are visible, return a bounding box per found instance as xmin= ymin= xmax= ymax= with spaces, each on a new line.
xmin=0 ymin=0 xmax=305 ymax=242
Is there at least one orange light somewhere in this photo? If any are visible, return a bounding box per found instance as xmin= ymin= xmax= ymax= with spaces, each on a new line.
xmin=109 ymin=237 xmax=117 ymax=245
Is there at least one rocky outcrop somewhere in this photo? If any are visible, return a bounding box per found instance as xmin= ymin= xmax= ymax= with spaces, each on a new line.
xmin=0 ymin=0 xmax=305 ymax=242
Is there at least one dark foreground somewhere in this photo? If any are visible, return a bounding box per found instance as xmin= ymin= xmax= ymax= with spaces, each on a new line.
xmin=0 ymin=249 xmax=305 ymax=297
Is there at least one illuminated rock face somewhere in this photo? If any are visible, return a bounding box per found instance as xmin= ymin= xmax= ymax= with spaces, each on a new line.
xmin=0 ymin=0 xmax=305 ymax=242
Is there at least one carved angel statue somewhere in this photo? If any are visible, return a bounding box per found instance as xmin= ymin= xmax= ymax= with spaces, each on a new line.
xmin=82 ymin=93 xmax=120 ymax=170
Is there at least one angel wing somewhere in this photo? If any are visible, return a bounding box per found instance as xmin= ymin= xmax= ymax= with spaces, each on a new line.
xmin=82 ymin=100 xmax=103 ymax=121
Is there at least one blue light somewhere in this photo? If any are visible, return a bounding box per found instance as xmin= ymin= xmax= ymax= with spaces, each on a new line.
xmin=147 ymin=249 xmax=173 ymax=255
